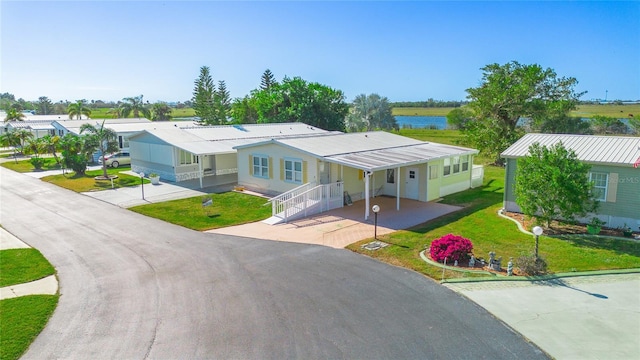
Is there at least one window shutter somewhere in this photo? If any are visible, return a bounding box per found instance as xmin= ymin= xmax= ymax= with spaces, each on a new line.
xmin=302 ymin=161 xmax=308 ymax=183
xmin=280 ymin=159 xmax=284 ymax=180
xmin=249 ymin=155 xmax=253 ymax=176
xmin=268 ymin=157 xmax=273 ymax=179
xmin=606 ymin=173 xmax=618 ymax=203
xmin=358 ymin=169 xmax=363 ymax=180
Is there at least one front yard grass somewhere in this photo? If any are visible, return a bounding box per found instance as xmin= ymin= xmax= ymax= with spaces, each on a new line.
xmin=0 ymin=295 xmax=59 ymax=360
xmin=347 ymin=165 xmax=640 ymax=280
xmin=0 ymin=249 xmax=56 ymax=287
xmin=129 ymin=192 xmax=271 ymax=231
xmin=41 ymin=167 xmax=149 ymax=192
xmin=1 ymin=158 xmax=61 ymax=172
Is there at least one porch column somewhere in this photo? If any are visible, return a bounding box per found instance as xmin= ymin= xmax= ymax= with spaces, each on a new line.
xmin=198 ymin=155 xmax=203 ymax=189
xmin=364 ymin=170 xmax=370 ymax=220
xmin=396 ymin=166 xmax=400 ymax=211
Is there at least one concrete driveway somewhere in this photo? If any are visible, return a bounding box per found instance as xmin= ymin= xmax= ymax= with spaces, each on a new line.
xmin=445 ymin=274 xmax=640 ymax=360
xmin=209 ymin=195 xmax=461 ymax=248
xmin=0 ymin=167 xmax=547 ymax=359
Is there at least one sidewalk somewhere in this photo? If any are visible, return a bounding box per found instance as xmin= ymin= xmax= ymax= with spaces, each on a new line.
xmin=0 ymin=227 xmax=58 ymax=300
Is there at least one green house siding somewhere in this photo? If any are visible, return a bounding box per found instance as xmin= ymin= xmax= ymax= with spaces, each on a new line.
xmin=504 ymin=157 xmax=640 ymax=228
xmin=589 ymin=164 xmax=639 ymax=220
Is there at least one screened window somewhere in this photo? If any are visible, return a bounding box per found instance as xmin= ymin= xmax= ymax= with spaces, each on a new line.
xmin=443 ymin=158 xmax=451 ymax=176
xmin=285 ymin=159 xmax=303 ymax=184
xmin=253 ymin=155 xmax=269 ymax=178
xmin=461 ymin=155 xmax=469 ymax=172
xmin=590 ymin=172 xmax=608 ymax=201
xmin=386 ymin=169 xmax=395 ymax=184
xmin=429 ymin=165 xmax=439 ymax=180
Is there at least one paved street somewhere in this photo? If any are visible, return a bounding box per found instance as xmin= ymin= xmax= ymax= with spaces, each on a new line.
xmin=0 ymin=167 xmax=547 ymax=359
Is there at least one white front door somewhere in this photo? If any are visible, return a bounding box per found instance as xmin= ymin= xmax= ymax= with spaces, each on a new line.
xmin=319 ymin=161 xmax=331 ymax=184
xmin=405 ymin=167 xmax=419 ymax=200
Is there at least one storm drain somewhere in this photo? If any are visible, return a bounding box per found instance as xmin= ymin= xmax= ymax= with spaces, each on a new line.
xmin=361 ymin=241 xmax=390 ymax=251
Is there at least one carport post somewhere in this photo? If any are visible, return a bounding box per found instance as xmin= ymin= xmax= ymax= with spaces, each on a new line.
xmin=364 ymin=171 xmax=370 ymax=220
xmin=396 ymin=166 xmax=400 ymax=211
xmin=198 ymin=155 xmax=203 ymax=189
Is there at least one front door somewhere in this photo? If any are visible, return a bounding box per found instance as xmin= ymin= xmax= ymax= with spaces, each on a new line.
xmin=319 ymin=161 xmax=331 ymax=184
xmin=405 ymin=167 xmax=419 ymax=200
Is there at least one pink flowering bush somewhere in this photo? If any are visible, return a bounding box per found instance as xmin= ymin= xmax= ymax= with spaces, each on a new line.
xmin=429 ymin=234 xmax=473 ymax=263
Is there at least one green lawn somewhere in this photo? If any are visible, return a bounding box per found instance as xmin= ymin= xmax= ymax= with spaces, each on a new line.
xmin=42 ymin=167 xmax=149 ymax=192
xmin=88 ymin=107 xmax=196 ymax=119
xmin=347 ymin=165 xmax=640 ymax=280
xmin=0 ymin=249 xmax=56 ymax=287
xmin=0 ymin=295 xmax=59 ymax=360
xmin=129 ymin=192 xmax=272 ymax=231
xmin=1 ymin=157 xmax=61 ymax=172
xmin=0 ymin=239 xmax=58 ymax=360
xmin=570 ymin=104 xmax=640 ymax=118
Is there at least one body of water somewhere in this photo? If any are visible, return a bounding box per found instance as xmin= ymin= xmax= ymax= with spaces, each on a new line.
xmin=395 ymin=116 xmax=448 ymax=130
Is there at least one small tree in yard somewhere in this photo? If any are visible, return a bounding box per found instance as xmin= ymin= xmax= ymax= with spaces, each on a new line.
xmin=515 ymin=142 xmax=598 ymax=228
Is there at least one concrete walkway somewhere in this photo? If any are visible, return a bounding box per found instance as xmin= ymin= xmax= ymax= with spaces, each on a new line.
xmin=0 ymin=227 xmax=58 ymax=300
xmin=208 ymin=196 xmax=461 ymax=248
xmin=444 ymin=274 xmax=640 ymax=360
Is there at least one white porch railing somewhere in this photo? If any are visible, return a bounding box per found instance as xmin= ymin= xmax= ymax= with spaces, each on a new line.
xmin=471 ymin=165 xmax=484 ymax=188
xmin=269 ymin=182 xmax=344 ymax=223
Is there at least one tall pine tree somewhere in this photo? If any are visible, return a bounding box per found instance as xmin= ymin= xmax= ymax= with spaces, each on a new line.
xmin=260 ymin=69 xmax=277 ymax=90
xmin=192 ymin=66 xmax=217 ymax=125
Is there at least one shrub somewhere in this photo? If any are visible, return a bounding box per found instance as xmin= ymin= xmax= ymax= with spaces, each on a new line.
xmin=516 ymin=254 xmax=548 ymax=276
xmin=429 ymin=234 xmax=473 ymax=263
xmin=29 ymin=157 xmax=45 ymax=170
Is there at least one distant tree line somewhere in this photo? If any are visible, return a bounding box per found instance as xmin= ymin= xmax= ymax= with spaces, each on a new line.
xmin=391 ymin=99 xmax=466 ymax=108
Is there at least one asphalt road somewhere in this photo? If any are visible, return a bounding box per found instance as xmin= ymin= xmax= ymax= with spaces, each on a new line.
xmin=0 ymin=167 xmax=548 ymax=359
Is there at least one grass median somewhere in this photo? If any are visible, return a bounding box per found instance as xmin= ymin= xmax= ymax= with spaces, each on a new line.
xmin=0 ymin=249 xmax=55 ymax=287
xmin=129 ymin=191 xmax=271 ymax=231
xmin=42 ymin=166 xmax=149 ymax=192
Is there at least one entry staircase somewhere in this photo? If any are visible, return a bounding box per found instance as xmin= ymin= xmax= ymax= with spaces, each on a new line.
xmin=263 ymin=182 xmax=344 ymax=224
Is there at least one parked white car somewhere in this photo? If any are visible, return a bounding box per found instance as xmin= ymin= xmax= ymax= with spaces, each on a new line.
xmin=99 ymin=152 xmax=131 ymax=168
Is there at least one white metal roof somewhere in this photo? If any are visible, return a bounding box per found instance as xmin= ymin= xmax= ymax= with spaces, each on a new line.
xmin=4 ymin=120 xmax=56 ymax=130
xmin=55 ymin=118 xmax=153 ymax=134
xmin=501 ymin=133 xmax=640 ymax=166
xmin=130 ymin=123 xmax=330 ymax=155
xmin=239 ymin=131 xmax=478 ymax=171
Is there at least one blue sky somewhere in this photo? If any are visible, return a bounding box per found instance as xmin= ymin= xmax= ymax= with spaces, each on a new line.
xmin=1 ymin=1 xmax=638 ymax=103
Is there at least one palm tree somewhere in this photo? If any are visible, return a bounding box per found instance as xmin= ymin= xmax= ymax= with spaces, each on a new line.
xmin=25 ymin=137 xmax=47 ymax=169
xmin=151 ymin=102 xmax=172 ymax=121
xmin=80 ymin=120 xmax=119 ymax=178
xmin=67 ymin=100 xmax=92 ymax=119
xmin=3 ymin=108 xmax=25 ymax=122
xmin=0 ymin=131 xmax=20 ymax=163
xmin=14 ymin=129 xmax=34 ymax=153
xmin=120 ymin=95 xmax=151 ymax=118
xmin=42 ymin=134 xmax=62 ymax=166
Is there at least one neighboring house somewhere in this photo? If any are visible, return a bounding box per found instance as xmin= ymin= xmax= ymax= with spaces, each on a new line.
xmin=501 ymin=133 xmax=640 ymax=229
xmin=234 ymin=131 xmax=482 ymax=221
xmin=128 ymin=123 xmax=329 ymax=188
xmin=2 ymin=120 xmax=57 ymax=139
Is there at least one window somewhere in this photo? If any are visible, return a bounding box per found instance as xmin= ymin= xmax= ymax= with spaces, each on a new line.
xmin=284 ymin=159 xmax=303 ymax=184
xmin=179 ymin=149 xmax=198 ymax=165
xmin=252 ymin=155 xmax=269 ymax=178
xmin=452 ymin=156 xmax=460 ymax=174
xmin=590 ymin=172 xmax=608 ymax=201
xmin=461 ymin=155 xmax=469 ymax=172
xmin=386 ymin=169 xmax=395 ymax=184
xmin=118 ymin=136 xmax=129 ymax=149
xmin=429 ymin=165 xmax=438 ymax=180
xmin=443 ymin=158 xmax=451 ymax=176
xmin=409 ymin=170 xmax=416 ymax=179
